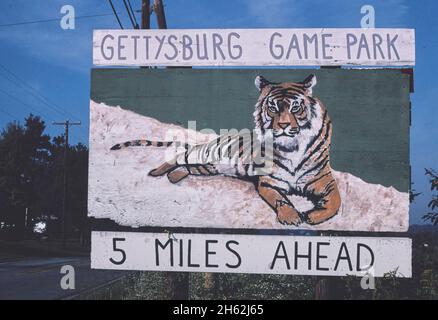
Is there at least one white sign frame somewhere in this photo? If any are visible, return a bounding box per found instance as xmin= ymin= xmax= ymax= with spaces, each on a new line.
xmin=93 ymin=28 xmax=415 ymax=67
xmin=91 ymin=231 xmax=412 ymax=277
xmin=90 ymin=28 xmax=414 ymax=277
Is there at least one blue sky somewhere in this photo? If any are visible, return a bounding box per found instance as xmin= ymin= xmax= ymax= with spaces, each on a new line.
xmin=0 ymin=0 xmax=436 ymax=225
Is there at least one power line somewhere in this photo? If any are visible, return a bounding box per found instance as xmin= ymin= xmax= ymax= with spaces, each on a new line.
xmin=0 ymin=64 xmax=83 ymax=125
xmin=0 ymin=87 xmax=56 ymax=123
xmin=127 ymin=0 xmax=139 ymax=28
xmin=0 ymin=64 xmax=89 ymax=141
xmin=0 ymin=71 xmax=64 ymax=119
xmin=0 ymin=12 xmax=116 ymax=28
xmin=123 ymin=0 xmax=137 ymax=28
xmin=0 ymin=106 xmax=18 ymax=120
xmin=108 ymin=0 xmax=124 ymax=29
xmin=0 ymin=103 xmax=33 ymax=121
xmin=0 ymin=88 xmax=86 ymax=143
xmin=0 ymin=68 xmax=88 ymax=141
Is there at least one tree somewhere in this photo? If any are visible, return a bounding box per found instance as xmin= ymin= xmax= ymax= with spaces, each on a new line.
xmin=43 ymin=134 xmax=89 ymax=237
xmin=410 ymin=182 xmax=421 ymax=203
xmin=423 ymin=168 xmax=438 ymax=225
xmin=0 ymin=114 xmax=88 ymax=240
xmin=0 ymin=121 xmax=26 ymax=226
xmin=0 ymin=114 xmax=51 ymax=231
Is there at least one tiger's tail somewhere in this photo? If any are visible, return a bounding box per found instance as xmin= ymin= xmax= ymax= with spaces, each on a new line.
xmin=110 ymin=139 xmax=188 ymax=151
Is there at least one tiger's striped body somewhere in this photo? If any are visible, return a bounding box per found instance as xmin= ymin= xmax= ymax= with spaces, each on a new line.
xmin=110 ymin=75 xmax=341 ymax=226
xmin=111 ymin=132 xmax=269 ymax=179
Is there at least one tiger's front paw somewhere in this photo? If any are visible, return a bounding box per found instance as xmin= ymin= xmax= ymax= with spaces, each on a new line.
xmin=277 ymin=205 xmax=302 ymax=226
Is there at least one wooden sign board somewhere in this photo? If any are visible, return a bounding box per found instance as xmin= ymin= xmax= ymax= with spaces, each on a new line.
xmin=88 ymin=68 xmax=412 ymax=277
xmin=90 ymin=28 xmax=414 ymax=277
xmin=93 ymin=28 xmax=415 ymax=67
xmin=91 ymin=232 xmax=411 ymax=277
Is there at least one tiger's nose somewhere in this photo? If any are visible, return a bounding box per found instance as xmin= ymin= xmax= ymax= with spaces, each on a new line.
xmin=278 ymin=122 xmax=289 ymax=129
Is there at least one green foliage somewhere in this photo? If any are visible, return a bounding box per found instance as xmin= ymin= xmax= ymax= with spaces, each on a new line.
xmin=0 ymin=114 xmax=88 ymax=238
xmin=120 ymin=230 xmax=438 ymax=300
xmin=123 ymin=272 xmax=315 ymax=300
xmin=418 ymin=269 xmax=438 ymax=299
xmin=123 ymin=272 xmax=170 ymax=300
xmin=188 ymin=273 xmax=314 ymax=300
xmin=410 ymin=182 xmax=421 ymax=203
xmin=423 ymin=168 xmax=438 ymax=225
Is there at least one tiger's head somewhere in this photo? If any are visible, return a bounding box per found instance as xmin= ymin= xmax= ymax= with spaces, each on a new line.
xmin=254 ymin=74 xmax=324 ymax=152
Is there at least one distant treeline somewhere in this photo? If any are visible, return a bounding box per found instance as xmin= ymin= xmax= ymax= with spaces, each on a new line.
xmin=0 ymin=114 xmax=88 ymax=239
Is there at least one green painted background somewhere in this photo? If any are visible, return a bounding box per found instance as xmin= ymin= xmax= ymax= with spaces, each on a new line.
xmin=90 ymin=68 xmax=410 ymax=192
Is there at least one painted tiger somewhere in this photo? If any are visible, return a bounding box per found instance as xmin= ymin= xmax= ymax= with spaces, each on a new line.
xmin=110 ymin=74 xmax=341 ymax=226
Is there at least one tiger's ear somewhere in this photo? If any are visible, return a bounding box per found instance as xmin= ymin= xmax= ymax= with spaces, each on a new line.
xmin=302 ymin=74 xmax=317 ymax=95
xmin=255 ymin=75 xmax=271 ymax=92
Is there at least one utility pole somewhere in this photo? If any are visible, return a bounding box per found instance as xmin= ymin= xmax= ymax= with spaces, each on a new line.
xmin=149 ymin=1 xmax=190 ymax=298
xmin=141 ymin=0 xmax=150 ymax=29
xmin=153 ymin=0 xmax=167 ymax=29
xmin=53 ymin=120 xmax=81 ymax=248
xmin=23 ymin=207 xmax=28 ymax=239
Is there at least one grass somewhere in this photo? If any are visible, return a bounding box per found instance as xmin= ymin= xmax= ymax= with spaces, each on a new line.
xmin=122 ymin=272 xmax=315 ymax=300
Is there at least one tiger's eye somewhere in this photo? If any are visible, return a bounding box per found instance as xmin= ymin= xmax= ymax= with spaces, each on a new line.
xmin=291 ymin=104 xmax=300 ymax=112
xmin=268 ymin=106 xmax=278 ymax=113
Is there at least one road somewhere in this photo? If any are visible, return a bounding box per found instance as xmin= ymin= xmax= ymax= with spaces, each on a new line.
xmin=0 ymin=256 xmax=129 ymax=300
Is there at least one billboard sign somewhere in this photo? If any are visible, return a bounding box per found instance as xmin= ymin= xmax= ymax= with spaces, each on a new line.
xmin=89 ymin=29 xmax=414 ymax=277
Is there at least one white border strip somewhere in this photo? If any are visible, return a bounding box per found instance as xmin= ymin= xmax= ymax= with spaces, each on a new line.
xmin=91 ymin=231 xmax=412 ymax=277
xmin=93 ymin=28 xmax=415 ymax=67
